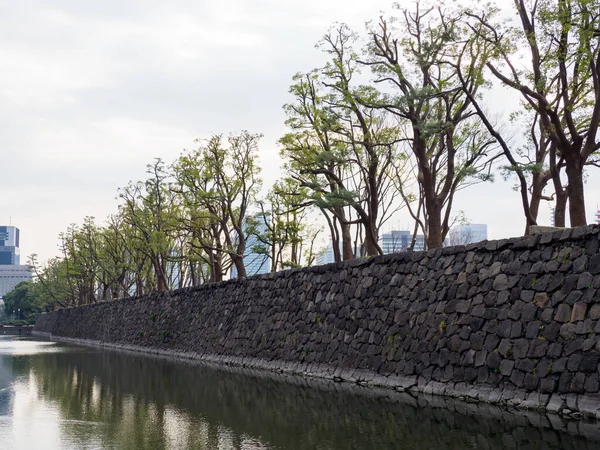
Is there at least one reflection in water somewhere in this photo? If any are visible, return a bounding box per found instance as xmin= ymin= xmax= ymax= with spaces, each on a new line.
xmin=0 ymin=337 xmax=598 ymax=449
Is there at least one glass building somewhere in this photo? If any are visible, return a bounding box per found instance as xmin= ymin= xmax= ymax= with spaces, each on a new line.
xmin=230 ymin=219 xmax=271 ymax=278
xmin=0 ymin=226 xmax=20 ymax=265
xmin=0 ymin=226 xmax=32 ymax=298
xmin=380 ymin=230 xmax=425 ymax=254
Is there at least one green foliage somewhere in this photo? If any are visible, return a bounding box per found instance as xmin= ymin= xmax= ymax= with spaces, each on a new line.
xmin=3 ymin=282 xmax=45 ymax=324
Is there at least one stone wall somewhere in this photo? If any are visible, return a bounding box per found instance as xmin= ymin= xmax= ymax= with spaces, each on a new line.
xmin=35 ymin=225 xmax=600 ymax=417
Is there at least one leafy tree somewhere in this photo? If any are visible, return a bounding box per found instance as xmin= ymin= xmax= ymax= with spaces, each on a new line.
xmin=281 ymin=26 xmax=404 ymax=258
xmin=3 ymin=282 xmax=45 ymax=324
xmin=466 ymin=0 xmax=600 ymax=226
xmin=173 ymin=131 xmax=262 ymax=280
xmin=362 ymin=3 xmax=499 ymax=249
xmin=119 ymin=159 xmax=179 ymax=292
xmin=249 ymin=178 xmax=321 ymax=271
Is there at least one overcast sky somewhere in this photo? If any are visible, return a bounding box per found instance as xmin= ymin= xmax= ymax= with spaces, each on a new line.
xmin=1 ymin=0 xmax=599 ymax=263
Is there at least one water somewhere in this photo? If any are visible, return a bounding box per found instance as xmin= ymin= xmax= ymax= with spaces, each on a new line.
xmin=0 ymin=336 xmax=599 ymax=450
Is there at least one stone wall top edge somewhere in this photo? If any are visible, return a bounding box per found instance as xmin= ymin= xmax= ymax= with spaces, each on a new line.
xmin=48 ymin=224 xmax=600 ymax=312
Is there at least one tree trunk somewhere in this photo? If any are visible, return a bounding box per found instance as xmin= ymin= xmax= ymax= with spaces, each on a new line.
xmin=232 ymin=255 xmax=247 ymax=278
xmin=341 ymin=222 xmax=354 ymax=260
xmin=190 ymin=263 xmax=199 ymax=286
xmin=426 ymin=206 xmax=443 ymax=249
xmin=136 ymin=274 xmax=144 ymax=297
xmin=362 ymin=220 xmax=382 ymax=256
xmin=554 ymin=190 xmax=568 ymax=228
xmin=525 ymin=177 xmax=544 ymax=235
xmin=565 ymin=155 xmax=587 ymax=226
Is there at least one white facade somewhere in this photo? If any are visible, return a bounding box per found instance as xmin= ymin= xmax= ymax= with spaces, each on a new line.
xmin=0 ymin=265 xmax=32 ymax=298
xmin=445 ymin=224 xmax=488 ymax=246
xmin=380 ymin=230 xmax=425 ymax=254
xmin=315 ymin=244 xmax=338 ymax=266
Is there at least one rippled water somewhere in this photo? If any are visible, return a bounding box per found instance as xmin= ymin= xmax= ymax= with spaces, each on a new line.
xmin=0 ymin=336 xmax=599 ymax=449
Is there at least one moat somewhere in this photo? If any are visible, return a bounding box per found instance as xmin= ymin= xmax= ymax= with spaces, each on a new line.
xmin=0 ymin=336 xmax=598 ymax=449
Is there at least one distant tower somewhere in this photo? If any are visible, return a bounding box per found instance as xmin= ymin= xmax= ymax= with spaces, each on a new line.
xmin=0 ymin=226 xmax=20 ymax=265
xmin=0 ymin=225 xmax=31 ymax=297
xmin=596 ymin=206 xmax=600 ymax=225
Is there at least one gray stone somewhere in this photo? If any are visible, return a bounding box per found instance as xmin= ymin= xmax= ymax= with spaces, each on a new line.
xmin=493 ymin=274 xmax=509 ymax=291
xmin=546 ymin=394 xmax=566 ymax=413
xmin=554 ymin=304 xmax=571 ymax=323
xmin=524 ymin=373 xmax=539 ymax=390
xmin=589 ymin=304 xmax=600 ymax=320
xmin=527 ymin=339 xmax=548 ymax=358
xmin=512 ymin=339 xmax=529 ymax=359
xmin=510 ymin=370 xmax=525 ymax=388
xmin=579 ymin=352 xmax=599 ymax=373
xmin=571 ymin=372 xmax=586 ymax=393
xmin=586 ymin=374 xmax=600 ymax=393
xmin=590 ymin=254 xmax=600 ymax=275
xmin=484 ymin=334 xmax=500 ymax=352
xmin=540 ymin=378 xmax=555 ymax=393
xmin=558 ymin=373 xmax=573 ymax=393
xmin=486 ymin=351 xmax=502 ymax=369
xmin=499 ymin=359 xmax=514 ymax=376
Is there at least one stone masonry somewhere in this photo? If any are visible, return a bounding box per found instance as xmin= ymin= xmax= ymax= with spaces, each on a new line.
xmin=35 ymin=225 xmax=600 ymax=418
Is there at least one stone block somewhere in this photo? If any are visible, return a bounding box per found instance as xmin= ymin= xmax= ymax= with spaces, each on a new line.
xmin=527 ymin=339 xmax=548 ymax=358
xmin=571 ymin=302 xmax=588 ymax=322
xmin=585 ymin=374 xmax=600 ymax=393
xmin=533 ymin=293 xmax=549 ymax=309
xmin=540 ymin=378 xmax=555 ymax=393
xmin=579 ymin=353 xmax=599 ymax=373
xmin=512 ymin=339 xmax=529 ymax=359
xmin=493 ymin=274 xmax=509 ymax=291
xmin=554 ymin=304 xmax=571 ymax=323
xmin=590 ymin=254 xmax=600 ymax=275
xmin=500 ymin=359 xmax=514 ymax=376
xmin=486 ymin=351 xmax=502 ymax=369
xmin=589 ymin=304 xmax=600 ymax=320
xmin=524 ymin=373 xmax=539 ymax=390
xmin=510 ymin=370 xmax=525 ymax=388
xmin=546 ymin=394 xmax=566 ymax=413
xmin=558 ymin=373 xmax=573 ymax=393
xmin=571 ymin=372 xmax=586 ymax=393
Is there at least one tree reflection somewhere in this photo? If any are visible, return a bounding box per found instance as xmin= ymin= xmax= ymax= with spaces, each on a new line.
xmin=5 ymin=346 xmax=599 ymax=450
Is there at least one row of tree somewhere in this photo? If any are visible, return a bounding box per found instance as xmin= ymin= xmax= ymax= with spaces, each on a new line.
xmin=24 ymin=0 xmax=600 ymax=309
xmin=27 ymin=133 xmax=320 ymax=307
xmin=282 ymin=0 xmax=600 ymax=253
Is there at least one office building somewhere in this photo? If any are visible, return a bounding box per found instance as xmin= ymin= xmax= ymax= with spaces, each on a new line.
xmin=0 ymin=225 xmax=32 ymax=298
xmin=316 ymin=244 xmax=338 ymax=266
xmin=445 ymin=223 xmax=488 ymax=246
xmin=380 ymin=230 xmax=425 ymax=254
xmin=230 ymin=219 xmax=271 ymax=278
xmin=0 ymin=265 xmax=32 ymax=298
xmin=0 ymin=226 xmax=20 ymax=265
xmin=596 ymin=208 xmax=600 ymax=225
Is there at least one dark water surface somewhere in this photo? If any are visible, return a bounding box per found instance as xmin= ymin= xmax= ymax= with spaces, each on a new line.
xmin=1 ymin=336 xmax=600 ymax=449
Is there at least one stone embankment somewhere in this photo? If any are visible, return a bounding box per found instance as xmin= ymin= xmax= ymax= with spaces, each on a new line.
xmin=35 ymin=225 xmax=600 ymax=418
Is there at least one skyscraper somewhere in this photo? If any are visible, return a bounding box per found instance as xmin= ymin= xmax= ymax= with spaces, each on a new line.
xmin=380 ymin=230 xmax=425 ymax=254
xmin=230 ymin=218 xmax=271 ymax=278
xmin=0 ymin=226 xmax=32 ymax=298
xmin=0 ymin=226 xmax=20 ymax=265
xmin=315 ymin=243 xmax=339 ymax=265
